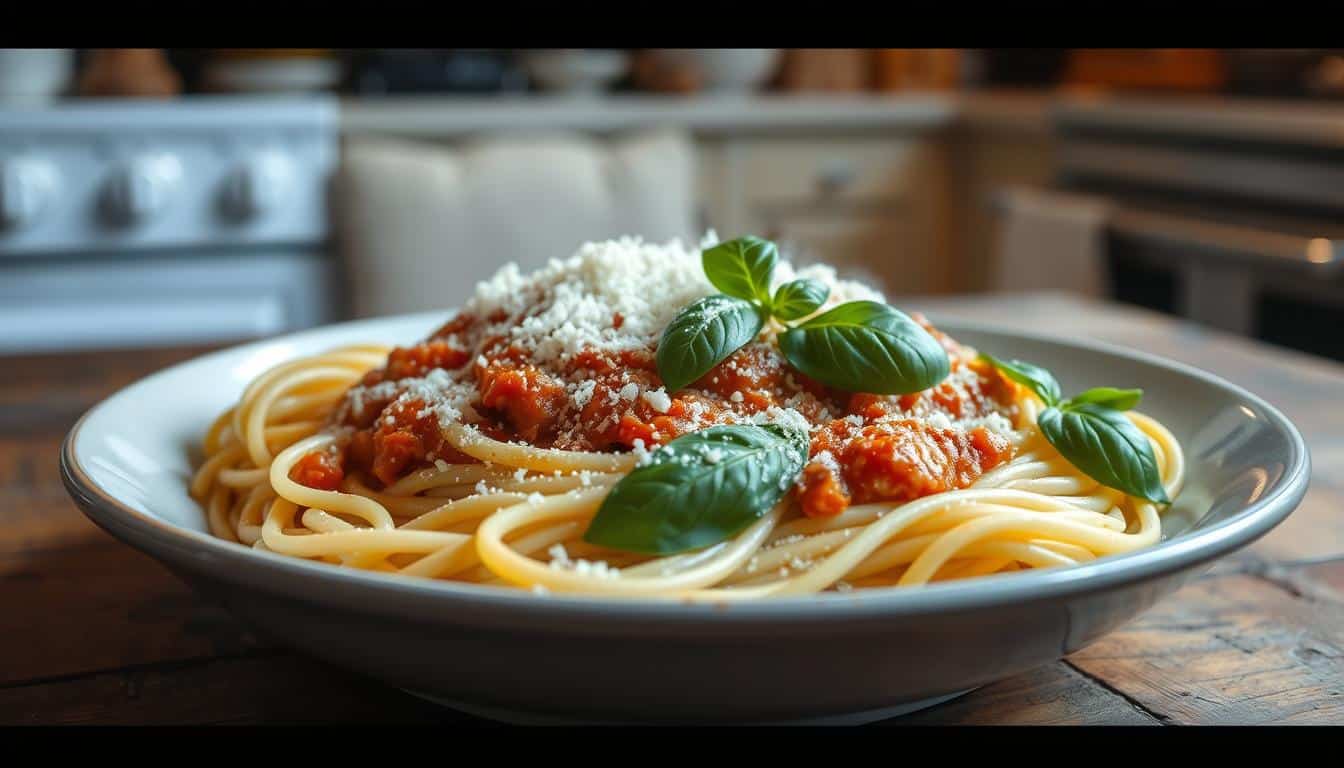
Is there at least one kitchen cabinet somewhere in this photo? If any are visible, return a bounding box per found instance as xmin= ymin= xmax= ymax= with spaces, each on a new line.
xmin=339 ymin=93 xmax=1057 ymax=298
xmin=950 ymin=98 xmax=1057 ymax=292
xmin=763 ymin=210 xmax=918 ymax=294
xmin=696 ymin=136 xmax=955 ymax=297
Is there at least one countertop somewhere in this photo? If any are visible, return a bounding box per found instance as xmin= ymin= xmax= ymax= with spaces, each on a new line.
xmin=3 ymin=293 xmax=1341 ymax=725
xmin=6 ymin=89 xmax=1343 ymax=147
xmin=336 ymin=90 xmax=1052 ymax=138
xmin=340 ymin=89 xmax=1344 ymax=148
xmin=340 ymin=92 xmax=963 ymax=138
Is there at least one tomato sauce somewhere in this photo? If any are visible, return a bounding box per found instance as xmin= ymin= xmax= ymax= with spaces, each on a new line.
xmin=299 ymin=309 xmax=1021 ymax=521
xmin=800 ymin=419 xmax=1012 ymax=517
xmin=288 ymin=449 xmax=344 ymax=491
xmin=359 ymin=339 xmax=470 ymax=388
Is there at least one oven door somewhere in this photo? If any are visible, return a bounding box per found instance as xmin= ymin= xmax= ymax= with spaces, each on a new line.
xmin=0 ymin=250 xmax=339 ymax=354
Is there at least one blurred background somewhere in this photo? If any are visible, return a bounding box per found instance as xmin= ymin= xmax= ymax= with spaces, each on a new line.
xmin=3 ymin=48 xmax=1343 ymax=361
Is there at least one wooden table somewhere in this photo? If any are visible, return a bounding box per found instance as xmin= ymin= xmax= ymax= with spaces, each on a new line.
xmin=3 ymin=293 xmax=1342 ymax=725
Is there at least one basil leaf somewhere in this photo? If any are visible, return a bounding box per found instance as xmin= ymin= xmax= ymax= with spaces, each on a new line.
xmin=777 ymin=301 xmax=950 ymax=395
xmin=978 ymin=353 xmax=1062 ymax=407
xmin=702 ymin=236 xmax=778 ymax=304
xmin=1069 ymin=387 xmax=1143 ymax=411
xmin=1038 ymin=403 xmax=1170 ymax=504
xmin=656 ymin=295 xmax=765 ymax=393
xmin=771 ymin=279 xmax=830 ymax=321
xmin=583 ymin=424 xmax=809 ymax=555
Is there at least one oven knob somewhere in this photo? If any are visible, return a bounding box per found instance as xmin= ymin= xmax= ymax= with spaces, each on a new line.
xmin=220 ymin=152 xmax=291 ymax=221
xmin=100 ymin=155 xmax=182 ymax=227
xmin=0 ymin=157 xmax=57 ymax=231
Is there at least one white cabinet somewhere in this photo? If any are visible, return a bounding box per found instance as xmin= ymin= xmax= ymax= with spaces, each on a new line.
xmin=695 ymin=135 xmax=953 ymax=297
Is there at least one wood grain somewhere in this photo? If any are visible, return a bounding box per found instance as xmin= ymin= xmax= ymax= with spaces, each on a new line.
xmin=1301 ymin=558 xmax=1344 ymax=596
xmin=1067 ymin=564 xmax=1344 ymax=724
xmin=3 ymin=297 xmax=1342 ymax=724
xmin=895 ymin=663 xmax=1159 ymax=725
xmin=0 ymin=655 xmax=483 ymax=726
xmin=0 ymin=534 xmax=260 ymax=686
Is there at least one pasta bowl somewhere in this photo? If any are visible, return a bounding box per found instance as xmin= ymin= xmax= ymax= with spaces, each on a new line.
xmin=60 ymin=311 xmax=1310 ymax=724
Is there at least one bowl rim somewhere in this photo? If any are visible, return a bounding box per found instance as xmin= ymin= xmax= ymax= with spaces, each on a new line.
xmin=60 ymin=311 xmax=1312 ymax=626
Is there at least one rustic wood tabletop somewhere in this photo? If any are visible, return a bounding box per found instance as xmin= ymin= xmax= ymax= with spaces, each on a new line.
xmin=2 ymin=293 xmax=1341 ymax=725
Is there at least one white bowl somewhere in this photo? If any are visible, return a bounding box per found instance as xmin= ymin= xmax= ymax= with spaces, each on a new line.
xmin=648 ymin=49 xmax=780 ymax=92
xmin=523 ymin=50 xmax=629 ymax=94
xmin=61 ymin=312 xmax=1309 ymax=723
xmin=206 ymin=58 xmax=343 ymax=94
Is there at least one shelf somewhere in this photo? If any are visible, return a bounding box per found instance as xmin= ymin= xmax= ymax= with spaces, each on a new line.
xmin=339 ymin=93 xmax=960 ymax=138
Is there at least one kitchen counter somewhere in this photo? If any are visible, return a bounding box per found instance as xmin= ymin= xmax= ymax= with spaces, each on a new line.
xmin=339 ymin=92 xmax=962 ymax=138
xmin=4 ymin=294 xmax=1341 ymax=724
xmin=340 ymin=89 xmax=1344 ymax=146
xmin=1054 ymin=92 xmax=1344 ymax=149
xmin=4 ymin=88 xmax=1339 ymax=146
xmin=339 ymin=90 xmax=1054 ymax=139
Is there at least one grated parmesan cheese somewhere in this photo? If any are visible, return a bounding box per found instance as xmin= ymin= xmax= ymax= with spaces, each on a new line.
xmin=467 ymin=238 xmax=717 ymax=367
xmin=748 ymin=406 xmax=813 ymax=436
xmin=632 ymin=438 xmax=653 ymax=467
xmin=813 ymin=450 xmax=841 ymax=474
xmin=572 ymin=380 xmax=597 ymax=408
xmin=642 ymin=387 xmax=671 ymax=413
xmin=547 ymin=544 xmax=570 ymax=568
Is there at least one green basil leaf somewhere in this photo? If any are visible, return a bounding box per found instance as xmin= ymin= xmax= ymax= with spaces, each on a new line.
xmin=583 ymin=424 xmax=809 ymax=555
xmin=1068 ymin=387 xmax=1143 ymax=411
xmin=702 ymin=236 xmax=778 ymax=304
xmin=656 ymin=295 xmax=765 ymax=393
xmin=978 ymin=353 xmax=1062 ymax=407
xmin=1038 ymin=403 xmax=1170 ymax=504
xmin=777 ymin=301 xmax=949 ymax=395
xmin=771 ymin=279 xmax=830 ymax=321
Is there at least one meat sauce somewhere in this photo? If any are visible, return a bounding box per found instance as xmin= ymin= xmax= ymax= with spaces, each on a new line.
xmin=295 ymin=312 xmax=1020 ymax=519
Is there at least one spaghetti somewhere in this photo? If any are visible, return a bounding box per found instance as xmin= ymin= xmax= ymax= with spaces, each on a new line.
xmin=191 ymin=237 xmax=1185 ymax=600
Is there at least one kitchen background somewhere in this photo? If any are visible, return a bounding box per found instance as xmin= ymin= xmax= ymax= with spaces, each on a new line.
xmin=2 ymin=48 xmax=1342 ymax=360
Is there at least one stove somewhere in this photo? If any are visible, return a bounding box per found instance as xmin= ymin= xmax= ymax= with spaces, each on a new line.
xmin=992 ymin=100 xmax=1344 ymax=363
xmin=0 ymin=95 xmax=341 ymax=353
